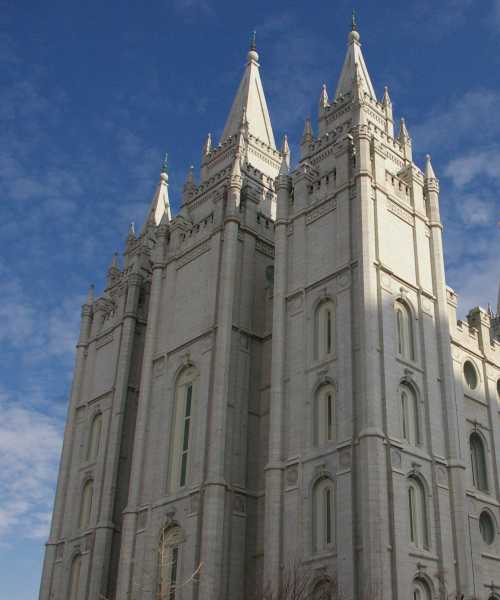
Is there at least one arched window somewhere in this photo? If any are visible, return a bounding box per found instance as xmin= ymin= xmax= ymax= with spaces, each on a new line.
xmin=463 ymin=360 xmax=478 ymax=390
xmin=158 ymin=526 xmax=184 ymax=600
xmin=470 ymin=432 xmax=488 ymax=492
xmin=313 ymin=477 xmax=335 ymax=552
xmin=479 ymin=511 xmax=495 ymax=545
xmin=79 ymin=479 xmax=93 ymax=530
xmin=68 ymin=554 xmax=82 ymax=600
xmin=408 ymin=477 xmax=428 ymax=549
xmin=169 ymin=367 xmax=197 ymax=492
xmin=315 ymin=384 xmax=336 ymax=446
xmin=315 ymin=300 xmax=335 ymax=360
xmin=395 ymin=300 xmax=414 ymax=361
xmin=87 ymin=413 xmax=102 ymax=462
xmin=312 ymin=578 xmax=333 ymax=600
xmin=412 ymin=578 xmax=432 ymax=600
xmin=400 ymin=384 xmax=420 ymax=446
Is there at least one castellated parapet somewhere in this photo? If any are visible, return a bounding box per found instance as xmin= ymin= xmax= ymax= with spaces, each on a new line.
xmin=40 ymin=23 xmax=500 ymax=600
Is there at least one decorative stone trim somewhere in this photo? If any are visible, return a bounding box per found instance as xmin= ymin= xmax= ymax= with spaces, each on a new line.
xmin=306 ymin=197 xmax=337 ymax=225
xmin=386 ymin=198 xmax=414 ymax=226
xmin=96 ymin=332 xmax=113 ymax=350
xmin=176 ymin=239 xmax=210 ymax=269
xmin=255 ymin=239 xmax=274 ymax=258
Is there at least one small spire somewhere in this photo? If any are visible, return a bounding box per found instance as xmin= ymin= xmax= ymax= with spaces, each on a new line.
xmin=230 ymin=153 xmax=242 ymax=185
xmin=425 ymin=154 xmax=437 ymax=180
xmin=398 ymin=118 xmax=410 ymax=141
xmin=110 ymin=252 xmax=119 ymax=269
xmin=382 ymin=86 xmax=392 ymax=106
xmin=203 ymin=132 xmax=212 ymax=156
xmin=186 ymin=165 xmax=195 ymax=185
xmin=86 ymin=284 xmax=95 ymax=305
xmin=302 ymin=117 xmax=313 ymax=142
xmin=239 ymin=106 xmax=249 ymax=134
xmin=351 ymin=9 xmax=357 ymax=31
xmin=161 ymin=152 xmax=168 ymax=174
xmin=128 ymin=221 xmax=136 ymax=239
xmin=281 ymin=134 xmax=290 ymax=170
xmin=250 ymin=30 xmax=257 ymax=51
xmin=319 ymin=83 xmax=329 ymax=110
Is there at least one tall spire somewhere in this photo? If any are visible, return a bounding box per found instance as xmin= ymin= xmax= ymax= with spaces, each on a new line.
xmin=319 ymin=83 xmax=329 ymax=111
xmin=220 ymin=35 xmax=276 ymax=148
xmin=424 ymin=154 xmax=437 ymax=181
xmin=334 ymin=14 xmax=376 ymax=101
xmin=142 ymin=154 xmax=172 ymax=232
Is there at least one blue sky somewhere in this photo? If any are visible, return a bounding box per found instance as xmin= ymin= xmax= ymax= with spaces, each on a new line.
xmin=1 ymin=0 xmax=499 ymax=597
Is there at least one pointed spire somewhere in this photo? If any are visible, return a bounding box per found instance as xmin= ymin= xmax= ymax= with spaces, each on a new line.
xmin=142 ymin=155 xmax=172 ymax=232
xmin=335 ymin=13 xmax=376 ymax=101
xmin=230 ymin=153 xmax=242 ymax=187
xmin=128 ymin=221 xmax=136 ymax=239
xmin=220 ymin=38 xmax=276 ymax=148
xmin=319 ymin=83 xmax=329 ymax=110
xmin=425 ymin=154 xmax=437 ymax=180
xmin=203 ymin=132 xmax=212 ymax=156
xmin=281 ymin=134 xmax=290 ymax=169
xmin=398 ymin=118 xmax=410 ymax=142
xmin=302 ymin=117 xmax=313 ymax=144
xmin=382 ymin=86 xmax=392 ymax=107
xmin=110 ymin=252 xmax=119 ymax=269
xmin=183 ymin=165 xmax=196 ymax=204
xmin=86 ymin=283 xmax=95 ymax=305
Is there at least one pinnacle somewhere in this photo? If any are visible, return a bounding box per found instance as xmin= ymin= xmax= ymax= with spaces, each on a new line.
xmin=319 ymin=83 xmax=329 ymax=109
xmin=424 ymin=154 xmax=437 ymax=180
xmin=382 ymin=86 xmax=392 ymax=106
xmin=398 ymin=118 xmax=410 ymax=141
xmin=86 ymin=283 xmax=95 ymax=305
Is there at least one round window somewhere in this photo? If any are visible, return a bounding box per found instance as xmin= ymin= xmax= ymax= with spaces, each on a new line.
xmin=463 ymin=361 xmax=478 ymax=390
xmin=479 ymin=511 xmax=495 ymax=545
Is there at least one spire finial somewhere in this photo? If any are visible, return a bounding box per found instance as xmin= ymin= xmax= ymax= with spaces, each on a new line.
xmin=87 ymin=283 xmax=95 ymax=305
xmin=250 ymin=30 xmax=257 ymax=51
xmin=161 ymin=152 xmax=168 ymax=174
xmin=352 ymin=9 xmax=357 ymax=31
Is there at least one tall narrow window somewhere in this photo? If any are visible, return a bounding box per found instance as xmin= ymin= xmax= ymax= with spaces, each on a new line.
xmin=315 ymin=385 xmax=335 ymax=446
xmin=412 ymin=579 xmax=431 ymax=600
xmin=315 ymin=300 xmax=335 ymax=360
xmin=169 ymin=367 xmax=197 ymax=492
xmin=395 ymin=300 xmax=414 ymax=360
xmin=68 ymin=554 xmax=82 ymax=600
xmin=470 ymin=432 xmax=488 ymax=492
xmin=79 ymin=479 xmax=93 ymax=530
xmin=158 ymin=526 xmax=184 ymax=600
xmin=400 ymin=384 xmax=420 ymax=446
xmin=408 ymin=477 xmax=428 ymax=549
xmin=313 ymin=478 xmax=335 ymax=552
xmin=87 ymin=413 xmax=102 ymax=462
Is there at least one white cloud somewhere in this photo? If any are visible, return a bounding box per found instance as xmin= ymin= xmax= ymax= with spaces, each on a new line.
xmin=412 ymin=90 xmax=500 ymax=152
xmin=444 ymin=150 xmax=500 ymax=188
xmin=0 ymin=389 xmax=63 ymax=541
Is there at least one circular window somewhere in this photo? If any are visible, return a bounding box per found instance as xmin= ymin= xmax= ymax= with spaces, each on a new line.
xmin=463 ymin=361 xmax=478 ymax=390
xmin=479 ymin=511 xmax=495 ymax=545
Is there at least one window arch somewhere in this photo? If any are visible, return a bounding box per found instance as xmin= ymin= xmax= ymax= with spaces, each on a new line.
xmin=400 ymin=383 xmax=420 ymax=446
xmin=479 ymin=510 xmax=496 ymax=545
xmin=470 ymin=432 xmax=488 ymax=492
xmin=68 ymin=554 xmax=82 ymax=600
xmin=463 ymin=360 xmax=478 ymax=390
xmin=312 ymin=578 xmax=333 ymax=600
xmin=79 ymin=479 xmax=93 ymax=530
xmin=158 ymin=526 xmax=184 ymax=600
xmin=169 ymin=367 xmax=197 ymax=492
xmin=87 ymin=413 xmax=102 ymax=462
xmin=412 ymin=578 xmax=432 ymax=600
xmin=313 ymin=477 xmax=335 ymax=552
xmin=395 ymin=300 xmax=415 ymax=361
xmin=408 ymin=476 xmax=428 ymax=549
xmin=314 ymin=299 xmax=335 ymax=360
xmin=314 ymin=384 xmax=336 ymax=446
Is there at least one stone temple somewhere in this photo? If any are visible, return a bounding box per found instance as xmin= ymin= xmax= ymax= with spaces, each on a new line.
xmin=39 ymin=20 xmax=500 ymax=600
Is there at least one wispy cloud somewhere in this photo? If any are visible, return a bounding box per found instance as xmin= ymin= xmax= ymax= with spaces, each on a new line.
xmin=0 ymin=388 xmax=63 ymax=542
xmin=444 ymin=150 xmax=500 ymax=188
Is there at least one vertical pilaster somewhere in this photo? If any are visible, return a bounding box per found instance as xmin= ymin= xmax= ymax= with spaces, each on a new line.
xmin=264 ymin=158 xmax=289 ymax=594
xmin=39 ymin=292 xmax=93 ymax=600
xmin=89 ymin=270 xmax=142 ymax=599
xmin=198 ymin=159 xmax=242 ymax=600
xmin=115 ymin=227 xmax=167 ymax=599
xmin=426 ymin=165 xmax=471 ymax=595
